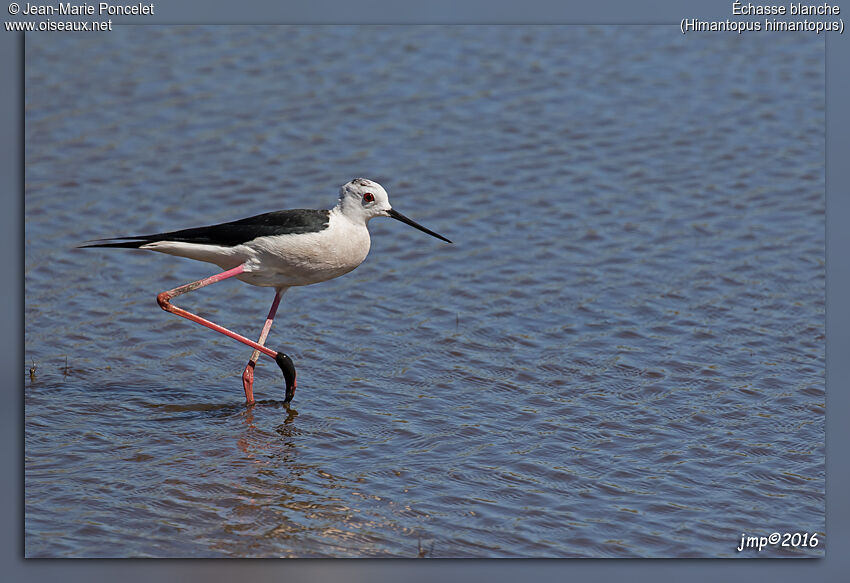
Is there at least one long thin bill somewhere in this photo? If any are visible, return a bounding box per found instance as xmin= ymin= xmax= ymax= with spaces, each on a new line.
xmin=387 ymin=208 xmax=453 ymax=244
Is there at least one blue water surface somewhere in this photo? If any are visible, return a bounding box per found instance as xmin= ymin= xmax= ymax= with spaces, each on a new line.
xmin=25 ymin=26 xmax=824 ymax=557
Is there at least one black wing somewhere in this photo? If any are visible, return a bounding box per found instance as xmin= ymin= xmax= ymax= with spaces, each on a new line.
xmin=80 ymin=209 xmax=331 ymax=249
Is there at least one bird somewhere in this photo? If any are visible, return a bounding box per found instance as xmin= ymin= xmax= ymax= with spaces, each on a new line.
xmin=81 ymin=178 xmax=452 ymax=405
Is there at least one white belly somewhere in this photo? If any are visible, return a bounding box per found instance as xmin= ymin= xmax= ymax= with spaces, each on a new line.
xmin=243 ymin=218 xmax=372 ymax=286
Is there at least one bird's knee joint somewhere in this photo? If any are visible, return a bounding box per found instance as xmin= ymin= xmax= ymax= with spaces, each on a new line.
xmin=242 ymin=364 xmax=254 ymax=383
xmin=156 ymin=291 xmax=173 ymax=311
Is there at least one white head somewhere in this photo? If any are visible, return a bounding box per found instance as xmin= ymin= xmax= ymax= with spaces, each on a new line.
xmin=336 ymin=178 xmax=453 ymax=243
xmin=337 ymin=178 xmax=392 ymax=222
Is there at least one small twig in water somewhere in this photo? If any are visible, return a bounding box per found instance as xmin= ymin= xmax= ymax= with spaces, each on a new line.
xmin=417 ymin=537 xmax=434 ymax=558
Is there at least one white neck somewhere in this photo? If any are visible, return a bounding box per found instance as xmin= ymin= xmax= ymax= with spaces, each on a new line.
xmin=334 ymin=198 xmax=374 ymax=226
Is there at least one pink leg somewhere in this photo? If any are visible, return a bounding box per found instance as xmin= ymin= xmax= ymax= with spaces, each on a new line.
xmin=242 ymin=288 xmax=285 ymax=404
xmin=156 ymin=264 xmax=286 ymax=403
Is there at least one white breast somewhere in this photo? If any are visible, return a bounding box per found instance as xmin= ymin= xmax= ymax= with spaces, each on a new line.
xmin=239 ymin=209 xmax=372 ymax=287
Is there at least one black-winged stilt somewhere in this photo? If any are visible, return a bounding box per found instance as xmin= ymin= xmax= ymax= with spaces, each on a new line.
xmin=81 ymin=178 xmax=452 ymax=404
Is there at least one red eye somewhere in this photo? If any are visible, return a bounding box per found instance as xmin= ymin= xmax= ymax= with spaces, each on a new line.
xmin=363 ymin=192 xmax=375 ymax=202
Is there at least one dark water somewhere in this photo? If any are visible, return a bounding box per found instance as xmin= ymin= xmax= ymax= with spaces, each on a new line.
xmin=25 ymin=26 xmax=824 ymax=557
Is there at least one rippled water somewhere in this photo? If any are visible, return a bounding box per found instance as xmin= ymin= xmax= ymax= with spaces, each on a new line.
xmin=25 ymin=26 xmax=824 ymax=557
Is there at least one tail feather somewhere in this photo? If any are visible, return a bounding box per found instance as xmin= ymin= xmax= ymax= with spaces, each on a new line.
xmin=78 ymin=238 xmax=151 ymax=249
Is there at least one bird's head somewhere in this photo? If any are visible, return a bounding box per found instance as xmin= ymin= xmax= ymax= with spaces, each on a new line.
xmin=337 ymin=178 xmax=452 ymax=243
xmin=338 ymin=177 xmax=392 ymax=221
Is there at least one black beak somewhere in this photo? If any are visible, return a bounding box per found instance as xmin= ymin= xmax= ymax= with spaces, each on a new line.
xmin=387 ymin=208 xmax=452 ymax=244
xmin=275 ymin=352 xmax=297 ymax=403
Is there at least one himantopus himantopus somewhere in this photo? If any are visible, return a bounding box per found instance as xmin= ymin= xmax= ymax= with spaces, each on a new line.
xmin=81 ymin=178 xmax=452 ymax=404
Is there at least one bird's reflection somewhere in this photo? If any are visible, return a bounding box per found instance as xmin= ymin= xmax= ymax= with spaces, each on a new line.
xmin=147 ymin=396 xmax=299 ymax=455
xmin=236 ymin=399 xmax=299 ymax=454
xmin=148 ymin=392 xmax=405 ymax=556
